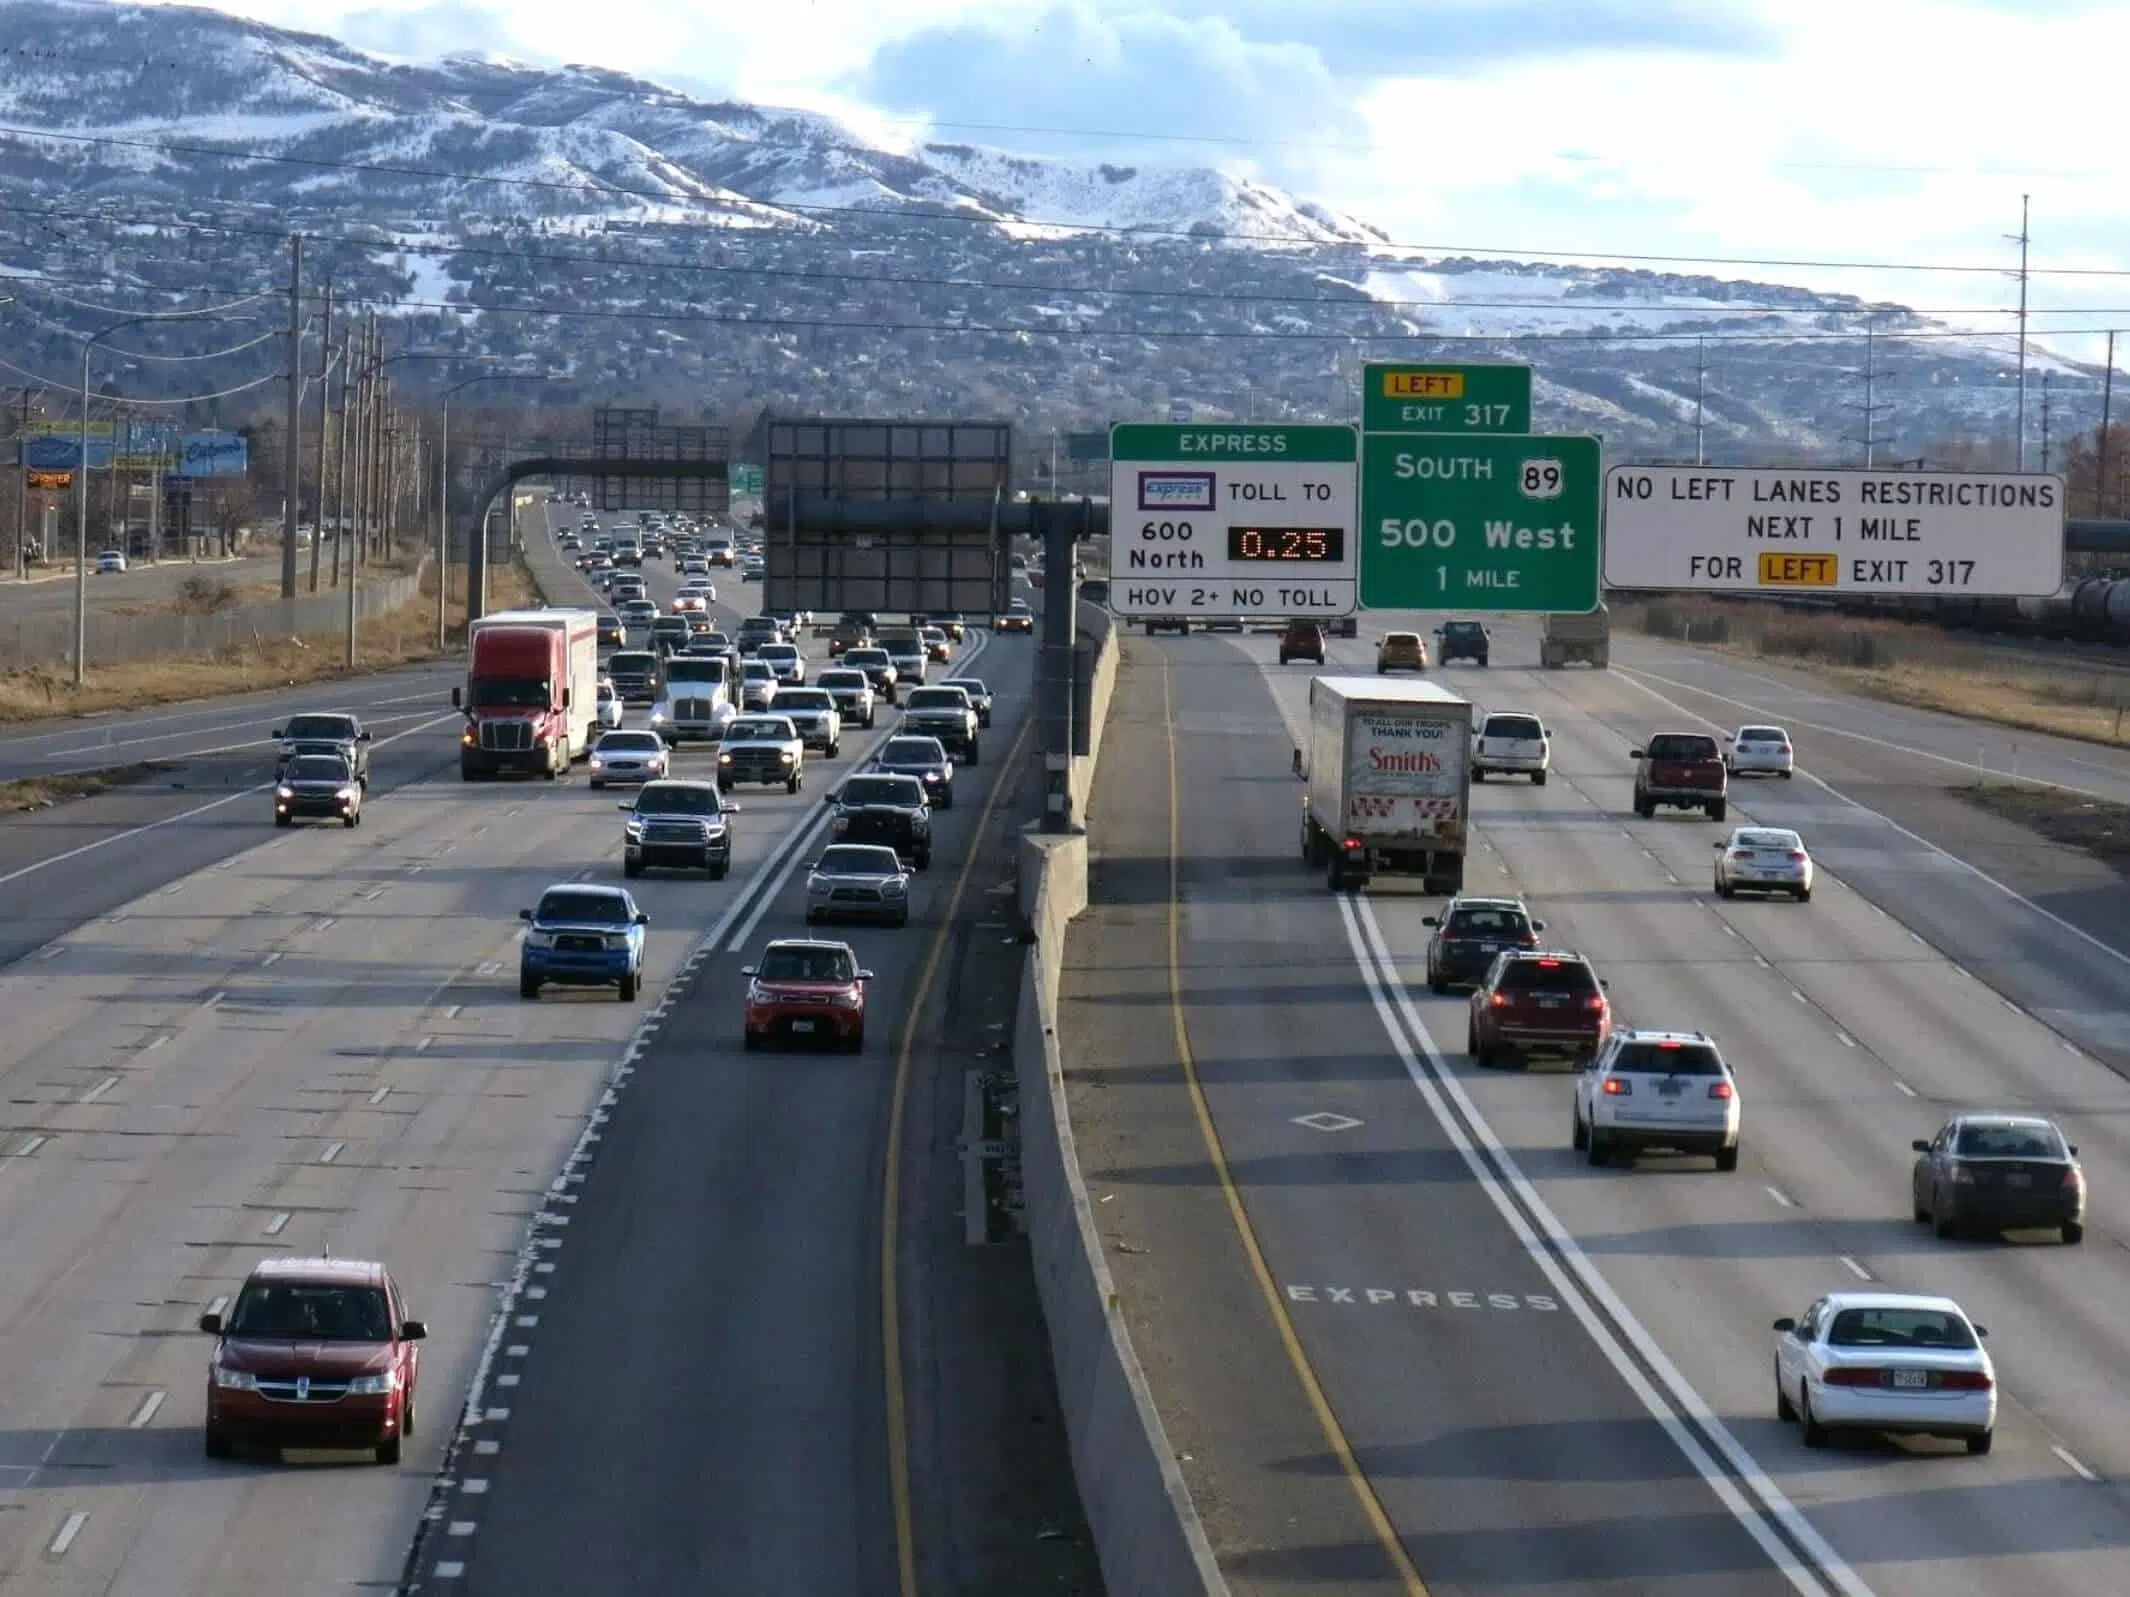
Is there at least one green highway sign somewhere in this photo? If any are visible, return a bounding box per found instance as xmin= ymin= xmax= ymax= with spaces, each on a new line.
xmin=731 ymin=464 xmax=765 ymax=494
xmin=1362 ymin=362 xmax=1533 ymax=435
xmin=1359 ymin=433 xmax=1602 ymax=613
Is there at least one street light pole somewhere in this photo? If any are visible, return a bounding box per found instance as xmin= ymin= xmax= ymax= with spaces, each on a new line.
xmin=438 ymin=371 xmax=521 ymax=651
xmin=76 ymin=315 xmax=155 ymax=686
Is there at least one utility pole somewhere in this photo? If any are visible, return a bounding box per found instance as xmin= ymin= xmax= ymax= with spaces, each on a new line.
xmin=2039 ymin=371 xmax=2054 ymax=472
xmin=330 ymin=328 xmax=352 ymax=589
xmin=1694 ymin=336 xmax=1708 ymax=465
xmin=1847 ymin=323 xmax=1892 ymax=468
xmin=280 ymin=233 xmax=302 ymax=597
xmin=2100 ymin=331 xmax=2117 ymax=520
xmin=345 ymin=318 xmax=370 ymax=667
xmin=307 ymin=277 xmax=333 ymax=592
xmin=11 ymin=388 xmax=32 ymax=580
xmin=2010 ymin=196 xmax=2031 ymax=470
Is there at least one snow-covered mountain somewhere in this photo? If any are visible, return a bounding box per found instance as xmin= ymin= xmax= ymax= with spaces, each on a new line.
xmin=0 ymin=0 xmax=2093 ymax=462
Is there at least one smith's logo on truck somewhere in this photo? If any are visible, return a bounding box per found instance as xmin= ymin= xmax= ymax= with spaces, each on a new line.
xmin=1368 ymin=746 xmax=1443 ymax=773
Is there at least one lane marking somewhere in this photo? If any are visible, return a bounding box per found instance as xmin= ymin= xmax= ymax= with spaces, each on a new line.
xmin=1753 ymin=955 xmax=1770 ymax=968
xmin=1346 ymin=896 xmax=1863 ymax=1597
xmin=263 ymin=1211 xmax=291 ymax=1236
xmin=1893 ymin=1082 xmax=1919 ymax=1098
xmin=435 ymin=1563 xmax=466 ymax=1579
xmin=415 ymin=1036 xmax=432 ymax=1053
xmin=1790 ymin=989 xmax=1807 ymax=1003
xmin=260 ymin=951 xmax=281 ymax=967
xmin=144 ymin=1036 xmax=167 ymax=1052
xmin=1839 ymin=1256 xmax=1873 ymax=1282
xmin=445 ymin=1004 xmax=462 ymax=1019
xmin=367 ymin=1086 xmax=391 ymax=1106
xmin=13 ymin=1135 xmax=47 ymax=1158
xmin=82 ymin=1076 xmax=119 ymax=1104
xmin=2053 ymin=1444 xmax=2100 ymax=1482
xmin=1835 ymin=1032 xmax=1856 ymax=1048
xmin=206 ymin=1295 xmax=228 ymax=1318
xmin=1159 ymin=658 xmax=1431 ymax=1595
xmin=883 ymin=711 xmax=1034 ymax=1597
xmin=37 ymin=945 xmax=64 ymax=961
xmin=1766 ymin=1186 xmax=1795 ymax=1208
xmin=320 ymin=1142 xmax=344 ymax=1164
xmin=47 ymin=1511 xmax=87 ymax=1557
xmin=203 ymin=990 xmax=225 ymax=1008
xmin=127 ymin=1390 xmax=164 ymax=1430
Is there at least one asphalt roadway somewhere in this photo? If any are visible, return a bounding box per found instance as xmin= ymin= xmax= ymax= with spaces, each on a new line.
xmin=0 ymin=507 xmax=1087 ymax=1597
xmin=0 ymin=551 xmax=283 ymax=617
xmin=1060 ymin=613 xmax=2130 ymax=1597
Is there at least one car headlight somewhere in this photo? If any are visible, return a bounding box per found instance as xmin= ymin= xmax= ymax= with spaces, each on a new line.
xmin=606 ymin=932 xmax=632 ymax=951
xmin=882 ymin=880 xmax=907 ymax=897
xmin=832 ymin=989 xmax=864 ymax=1008
xmin=590 ymin=757 xmax=605 ymax=769
xmin=523 ymin=929 xmax=556 ymax=948
xmin=807 ymin=878 xmax=829 ymax=896
xmin=831 ymin=815 xmax=849 ymax=834
xmin=347 ymin=1370 xmax=399 ymax=1395
xmin=214 ymin=1366 xmax=258 ymax=1390
xmin=778 ymin=750 xmax=795 ymax=762
xmin=275 ymin=785 xmax=293 ymax=799
xmin=338 ymin=786 xmax=358 ymax=801
xmin=718 ymin=751 xmax=733 ymax=763
xmin=625 ymin=818 xmax=645 ymax=836
xmin=650 ymin=710 xmax=667 ymax=724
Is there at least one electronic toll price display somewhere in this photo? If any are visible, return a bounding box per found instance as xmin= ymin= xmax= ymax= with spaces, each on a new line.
xmin=1108 ymin=423 xmax=1359 ymax=619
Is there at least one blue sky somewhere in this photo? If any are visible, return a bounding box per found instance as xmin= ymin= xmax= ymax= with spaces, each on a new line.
xmin=196 ymin=0 xmax=2130 ymax=357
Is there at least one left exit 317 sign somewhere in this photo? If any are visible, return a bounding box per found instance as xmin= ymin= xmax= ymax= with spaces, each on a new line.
xmin=1108 ymin=423 xmax=1358 ymax=618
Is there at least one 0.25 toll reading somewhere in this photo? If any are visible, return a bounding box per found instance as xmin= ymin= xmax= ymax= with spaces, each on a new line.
xmin=1226 ymin=526 xmax=1345 ymax=562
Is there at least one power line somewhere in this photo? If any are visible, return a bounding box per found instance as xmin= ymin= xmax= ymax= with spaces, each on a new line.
xmin=4 ymin=119 xmax=2127 ymax=279
xmin=0 ymin=345 xmax=281 ymax=404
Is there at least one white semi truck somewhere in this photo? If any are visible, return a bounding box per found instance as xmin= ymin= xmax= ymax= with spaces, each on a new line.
xmin=1298 ymin=676 xmax=1474 ymax=894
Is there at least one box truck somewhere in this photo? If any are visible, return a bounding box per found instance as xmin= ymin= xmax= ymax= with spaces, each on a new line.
xmin=453 ymin=608 xmax=600 ymax=780
xmin=1299 ymin=676 xmax=1474 ymax=893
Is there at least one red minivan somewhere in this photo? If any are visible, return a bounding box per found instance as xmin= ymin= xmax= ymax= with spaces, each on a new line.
xmin=200 ymin=1257 xmax=426 ymax=1464
xmin=1467 ymin=950 xmax=1612 ymax=1067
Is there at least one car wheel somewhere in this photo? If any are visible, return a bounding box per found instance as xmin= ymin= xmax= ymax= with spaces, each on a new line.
xmin=711 ymin=859 xmax=729 ymax=881
xmin=864 ymin=711 xmax=876 ymax=728
xmin=1798 ymin=1387 xmax=1829 ymax=1447
xmin=1472 ymin=768 xmax=1486 ymax=783
xmin=1465 ymin=1020 xmax=1479 ymax=1054
xmin=618 ymin=972 xmax=638 ymax=1002
xmin=1708 ymin=799 xmax=1728 ymax=822
xmin=938 ymin=791 xmax=954 ymax=809
xmin=1715 ymin=1144 xmax=1740 ymax=1172
xmin=1716 ymin=879 xmax=1733 ymax=898
xmin=717 ymin=777 xmax=732 ymax=792
xmin=344 ymin=812 xmax=359 ymax=828
xmin=787 ymin=774 xmax=802 ymax=794
xmin=827 ymin=743 xmax=840 ymax=758
xmin=804 ymin=908 xmax=818 ymax=925
xmin=590 ymin=779 xmax=604 ymax=790
xmin=1532 ymin=770 xmax=1547 ymax=787
xmin=375 ymin=1433 xmax=402 ymax=1466
xmin=966 ymin=741 xmax=980 ymax=765
xmin=1780 ymin=770 xmax=1794 ymax=780
xmin=2063 ymin=1222 xmax=2086 ymax=1244
xmin=274 ymin=813 xmax=291 ymax=828
xmin=915 ymin=849 xmax=933 ymax=870
xmin=1633 ymin=794 xmax=1654 ymax=819
xmin=895 ymin=908 xmax=910 ymax=928
xmin=1933 ymin=1204 xmax=1959 ymax=1241
xmin=1966 ymin=1430 xmax=1993 ymax=1455
xmin=519 ymin=974 xmax=540 ymax=1000
xmin=1775 ymin=1368 xmax=1796 ymax=1421
xmin=204 ymin=1423 xmax=232 ymax=1460
xmin=624 ymin=858 xmax=643 ymax=878
xmin=1428 ymin=973 xmax=1449 ymax=995
xmin=1571 ymin=1109 xmax=1589 ymax=1151
xmin=1795 ymin=887 xmax=1811 ymax=902
xmin=1586 ymin=1131 xmax=1609 ymax=1167
xmin=847 ymin=1027 xmax=865 ymax=1054
xmin=742 ymin=1031 xmax=760 ymax=1052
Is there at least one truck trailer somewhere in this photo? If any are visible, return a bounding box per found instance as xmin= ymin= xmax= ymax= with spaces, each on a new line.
xmin=454 ymin=608 xmax=600 ymax=779
xmin=1539 ymin=605 xmax=1610 ymax=669
xmin=1299 ymin=676 xmax=1474 ymax=894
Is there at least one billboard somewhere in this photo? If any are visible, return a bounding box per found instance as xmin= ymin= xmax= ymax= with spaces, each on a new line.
xmin=176 ymin=431 xmax=248 ymax=477
xmin=17 ymin=426 xmax=246 ymax=475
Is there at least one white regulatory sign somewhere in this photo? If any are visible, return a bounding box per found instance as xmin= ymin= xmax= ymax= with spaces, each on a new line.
xmin=1602 ymin=466 xmax=2065 ymax=598
xmin=1108 ymin=423 xmax=1358 ymax=618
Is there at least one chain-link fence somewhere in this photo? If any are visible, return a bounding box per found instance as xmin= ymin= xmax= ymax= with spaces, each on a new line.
xmin=0 ymin=567 xmax=427 ymax=670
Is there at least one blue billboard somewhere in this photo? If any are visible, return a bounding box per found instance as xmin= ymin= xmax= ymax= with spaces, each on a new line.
xmin=17 ymin=426 xmax=246 ymax=474
xmin=176 ymin=431 xmax=248 ymax=477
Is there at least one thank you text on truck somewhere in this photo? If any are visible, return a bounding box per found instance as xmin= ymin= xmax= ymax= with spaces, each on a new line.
xmin=1300 ymin=676 xmax=1474 ymax=893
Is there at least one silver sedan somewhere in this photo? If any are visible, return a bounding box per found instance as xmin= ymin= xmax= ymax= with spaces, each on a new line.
xmin=804 ymin=843 xmax=913 ymax=928
xmin=1712 ymin=826 xmax=1813 ymax=901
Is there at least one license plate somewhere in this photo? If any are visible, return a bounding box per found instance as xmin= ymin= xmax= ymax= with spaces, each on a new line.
xmin=2005 ymin=1173 xmax=2031 ymax=1188
xmin=790 ymin=1020 xmax=816 ymax=1033
xmin=1657 ymin=1082 xmax=1683 ymax=1097
xmin=1537 ymin=997 xmax=1563 ymax=1007
xmin=1891 ymin=1369 xmax=1928 ymax=1389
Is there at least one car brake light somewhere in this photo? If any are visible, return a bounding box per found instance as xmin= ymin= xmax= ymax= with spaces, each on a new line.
xmin=1937 ymin=1369 xmax=1994 ymax=1391
xmin=1708 ymin=1082 xmax=1732 ymax=1099
xmin=1730 ymin=850 xmax=1752 ymax=861
xmin=1822 ymin=1367 xmax=1883 ymax=1388
xmin=1537 ymin=959 xmax=1561 ymax=968
xmin=1342 ymin=837 xmax=1363 ymax=851
xmin=1584 ymin=996 xmax=1605 ymax=1011
xmin=1489 ymin=993 xmax=1509 ymax=1007
xmin=2063 ymin=1166 xmax=2083 ymax=1188
xmin=1602 ymin=1078 xmax=1631 ymax=1095
xmin=1788 ymin=851 xmax=1807 ymax=862
xmin=1657 ymin=1040 xmax=1682 ymax=1049
xmin=1779 ymin=745 xmax=1792 ymax=754
xmin=1949 ymin=1165 xmax=1976 ymax=1184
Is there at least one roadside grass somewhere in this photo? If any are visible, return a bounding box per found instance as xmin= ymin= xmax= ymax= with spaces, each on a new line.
xmin=1617 ymin=596 xmax=2130 ymax=748
xmin=0 ymin=553 xmax=543 ymax=725
xmin=0 ymin=761 xmax=169 ymax=813
xmin=1951 ymin=781 xmax=2130 ymax=874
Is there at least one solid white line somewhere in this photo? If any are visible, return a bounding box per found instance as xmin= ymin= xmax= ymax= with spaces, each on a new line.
xmin=1893 ymin=1082 xmax=1918 ymax=1098
xmin=47 ymin=1511 xmax=87 ymax=1557
xmin=263 ymin=1211 xmax=290 ymax=1236
xmin=722 ymin=808 xmax=833 ymax=953
xmin=368 ymin=1085 xmax=391 ymax=1105
xmin=203 ymin=990 xmax=225 ymax=1008
xmin=1839 ymin=1256 xmax=1873 ymax=1281
xmin=37 ymin=944 xmax=63 ymax=960
xmin=127 ymin=1390 xmax=165 ymax=1430
xmin=2053 ymin=1444 xmax=2100 ymax=1482
xmin=316 ymin=918 xmax=337 ymax=932
xmin=320 ymin=1142 xmax=344 ymax=1164
xmin=445 ymin=1003 xmax=462 ymax=1019
xmin=1753 ymin=955 xmax=1770 ymax=968
xmin=1345 ymin=895 xmax=1866 ymax=1597
xmin=81 ymin=1076 xmax=119 ymax=1103
xmin=1791 ymin=989 xmax=1807 ymax=1003
xmin=1766 ymin=1186 xmax=1795 ymax=1208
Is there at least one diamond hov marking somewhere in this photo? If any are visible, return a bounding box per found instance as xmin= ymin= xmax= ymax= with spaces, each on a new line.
xmin=1292 ymin=1111 xmax=1364 ymax=1133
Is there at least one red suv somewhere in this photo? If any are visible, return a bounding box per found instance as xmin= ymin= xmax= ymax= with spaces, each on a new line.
xmin=742 ymin=938 xmax=874 ymax=1052
xmin=1467 ymin=950 xmax=1611 ymax=1067
xmin=200 ymin=1257 xmax=426 ymax=1463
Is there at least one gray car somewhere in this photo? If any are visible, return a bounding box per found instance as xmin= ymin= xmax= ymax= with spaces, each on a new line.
xmin=876 ymin=733 xmax=954 ymax=809
xmin=804 ymin=843 xmax=913 ymax=927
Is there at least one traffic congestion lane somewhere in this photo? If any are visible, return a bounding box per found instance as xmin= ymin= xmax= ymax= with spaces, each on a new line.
xmin=1058 ymin=637 xmax=1807 ymax=1596
xmin=408 ymin=637 xmax=1035 ymax=1597
xmin=1232 ymin=626 xmax=2130 ymax=1594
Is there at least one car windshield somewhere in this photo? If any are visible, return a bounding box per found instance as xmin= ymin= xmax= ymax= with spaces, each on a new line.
xmin=287 ymin=756 xmax=351 ymax=782
xmin=1648 ymin=734 xmax=1719 ymax=761
xmin=761 ymin=645 xmax=798 ymax=660
xmin=1444 ymin=622 xmax=1484 ymax=639
xmin=882 ymin=737 xmax=945 ymax=763
xmin=818 ymin=846 xmax=902 ymax=875
xmin=1445 ymin=907 xmax=1529 ymax=937
xmin=742 ymin=664 xmax=775 ymax=681
xmin=820 ymin=672 xmax=868 ymax=690
xmin=1497 ymin=958 xmax=1599 ymax=995
xmin=943 ymin=680 xmax=986 ymax=696
xmin=1954 ymin=1123 xmax=2067 ymax=1159
xmin=1385 ymin=633 xmax=1420 ymax=647
xmin=841 ymin=776 xmax=922 ymax=807
xmin=1739 ymin=727 xmax=1788 ymax=743
xmin=905 ymin=689 xmax=966 ymax=710
xmin=536 ymin=890 xmax=631 ymax=924
xmin=757 ymin=945 xmax=857 ymax=983
xmin=283 ymin=715 xmax=356 ymax=740
xmin=1826 ymin=1307 xmax=1978 ymax=1350
xmin=1485 ymin=715 xmax=1544 ymax=740
xmin=665 ymin=660 xmax=725 ymax=683
xmin=609 ymin=653 xmax=657 ymax=675
xmin=636 ymin=785 xmax=720 ymax=815
xmin=227 ymin=1282 xmax=393 ymax=1342
xmin=725 ymin=720 xmax=793 ymax=742
xmin=1736 ymin=830 xmax=1801 ymax=851
xmin=1613 ymin=1041 xmax=1725 ymax=1077
xmin=848 ymin=650 xmax=890 ymax=666
xmin=778 ymin=690 xmax=833 ymax=710
xmin=599 ymin=733 xmax=662 ymax=753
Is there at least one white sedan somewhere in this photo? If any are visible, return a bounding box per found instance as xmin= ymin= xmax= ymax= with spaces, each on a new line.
xmin=1773 ymin=1292 xmax=1995 ymax=1453
xmin=1712 ymin=827 xmax=1813 ymax=901
xmin=1725 ymin=725 xmax=1795 ymax=778
xmin=594 ymin=677 xmax=625 ymax=731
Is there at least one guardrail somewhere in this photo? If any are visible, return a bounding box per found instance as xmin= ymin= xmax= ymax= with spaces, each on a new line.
xmin=1016 ymin=623 xmax=1229 ymax=1596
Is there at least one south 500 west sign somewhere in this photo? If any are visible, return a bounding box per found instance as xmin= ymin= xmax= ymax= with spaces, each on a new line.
xmin=1603 ymin=466 xmax=2065 ymax=597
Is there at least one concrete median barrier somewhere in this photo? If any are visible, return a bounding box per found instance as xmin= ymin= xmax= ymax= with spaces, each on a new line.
xmin=1016 ymin=619 xmax=1228 ymax=1597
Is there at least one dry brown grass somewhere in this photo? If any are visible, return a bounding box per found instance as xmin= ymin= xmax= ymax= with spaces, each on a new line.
xmin=1617 ymin=596 xmax=2130 ymax=748
xmin=0 ymin=761 xmax=167 ymax=813
xmin=1953 ymin=782 xmax=2130 ymax=871
xmin=0 ymin=552 xmax=545 ymax=726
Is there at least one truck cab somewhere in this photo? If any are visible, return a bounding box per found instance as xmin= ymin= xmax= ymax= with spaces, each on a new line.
xmin=455 ymin=626 xmax=569 ymax=779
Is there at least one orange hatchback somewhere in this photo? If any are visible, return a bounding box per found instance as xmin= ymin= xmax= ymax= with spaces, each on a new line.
xmin=200 ymin=1257 xmax=426 ymax=1464
xmin=1377 ymin=631 xmax=1430 ymax=672
xmin=742 ymin=938 xmax=875 ymax=1052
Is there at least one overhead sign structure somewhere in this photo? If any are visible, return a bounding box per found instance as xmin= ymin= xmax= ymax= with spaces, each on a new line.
xmin=1359 ymin=433 xmax=1602 ymax=613
xmin=1602 ymin=466 xmax=2066 ymax=597
xmin=1109 ymin=423 xmax=1358 ymax=619
xmin=1362 ymin=363 xmax=1533 ymax=436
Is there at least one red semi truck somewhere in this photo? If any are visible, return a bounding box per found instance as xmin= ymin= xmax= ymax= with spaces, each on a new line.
xmin=453 ymin=609 xmax=599 ymax=780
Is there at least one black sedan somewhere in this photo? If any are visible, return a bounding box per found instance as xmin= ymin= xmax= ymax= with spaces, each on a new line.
xmin=824 ymin=773 xmax=934 ymax=869
xmin=1422 ymin=896 xmax=1543 ymax=993
xmin=1913 ymin=1113 xmax=2085 ymax=1242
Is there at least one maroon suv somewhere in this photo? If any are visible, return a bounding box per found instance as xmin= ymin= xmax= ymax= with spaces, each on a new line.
xmin=1468 ymin=950 xmax=1612 ymax=1067
xmin=200 ymin=1257 xmax=426 ymax=1464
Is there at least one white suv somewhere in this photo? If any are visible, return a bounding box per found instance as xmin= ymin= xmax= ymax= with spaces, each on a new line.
xmin=1472 ymin=710 xmax=1549 ymax=785
xmin=1573 ymin=1029 xmax=1740 ymax=1171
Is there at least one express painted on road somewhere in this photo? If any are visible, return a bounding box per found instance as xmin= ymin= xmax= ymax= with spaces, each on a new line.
xmin=1287 ymin=1285 xmax=1561 ymax=1311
